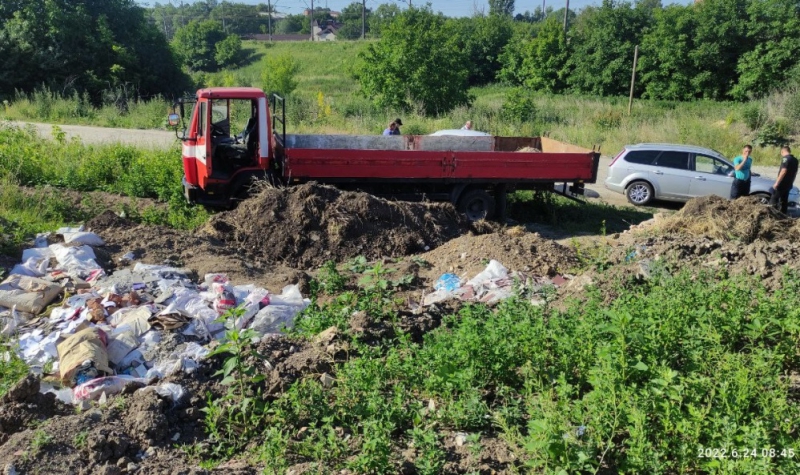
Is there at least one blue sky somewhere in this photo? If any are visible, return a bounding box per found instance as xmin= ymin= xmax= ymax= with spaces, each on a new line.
xmin=142 ymin=1 xmax=695 ymax=18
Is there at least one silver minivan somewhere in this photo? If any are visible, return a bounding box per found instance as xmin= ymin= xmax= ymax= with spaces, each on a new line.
xmin=605 ymin=143 xmax=799 ymax=206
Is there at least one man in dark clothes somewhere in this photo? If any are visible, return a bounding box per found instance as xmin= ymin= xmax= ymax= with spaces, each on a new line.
xmin=769 ymin=146 xmax=798 ymax=214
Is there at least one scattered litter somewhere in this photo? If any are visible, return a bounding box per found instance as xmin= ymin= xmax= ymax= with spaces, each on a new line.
xmin=423 ymin=259 xmax=569 ymax=307
xmin=57 ymin=327 xmax=113 ymax=386
xmin=155 ymin=382 xmax=186 ymax=404
xmin=0 ymin=275 xmax=62 ymax=315
xmin=73 ymin=375 xmax=149 ymax=401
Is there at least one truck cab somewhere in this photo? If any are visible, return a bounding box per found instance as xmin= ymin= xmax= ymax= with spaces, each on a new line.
xmin=178 ymin=88 xmax=272 ymax=206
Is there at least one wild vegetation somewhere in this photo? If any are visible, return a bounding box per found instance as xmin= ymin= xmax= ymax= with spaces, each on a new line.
xmin=199 ymin=261 xmax=800 ymax=473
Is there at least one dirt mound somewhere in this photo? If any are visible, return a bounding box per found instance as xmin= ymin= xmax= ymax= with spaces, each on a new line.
xmin=417 ymin=228 xmax=578 ymax=281
xmin=203 ymin=183 xmax=470 ymax=269
xmin=660 ymin=195 xmax=797 ymax=243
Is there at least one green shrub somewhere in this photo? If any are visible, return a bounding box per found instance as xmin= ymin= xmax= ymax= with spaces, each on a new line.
xmin=501 ymin=87 xmax=537 ymax=122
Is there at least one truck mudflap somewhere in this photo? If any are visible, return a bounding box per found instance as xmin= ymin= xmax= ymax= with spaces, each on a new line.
xmin=182 ymin=176 xmax=197 ymax=204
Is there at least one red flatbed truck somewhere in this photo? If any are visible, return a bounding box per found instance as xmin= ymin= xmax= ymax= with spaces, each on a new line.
xmin=170 ymin=87 xmax=600 ymax=220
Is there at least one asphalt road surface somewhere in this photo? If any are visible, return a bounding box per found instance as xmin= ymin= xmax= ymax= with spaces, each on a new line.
xmin=9 ymin=121 xmax=788 ymax=210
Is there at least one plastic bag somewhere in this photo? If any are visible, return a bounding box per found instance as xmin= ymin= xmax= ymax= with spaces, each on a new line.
xmin=73 ymin=375 xmax=149 ymax=401
xmin=50 ymin=244 xmax=103 ymax=277
xmin=212 ymin=282 xmax=236 ymax=316
xmin=434 ymin=273 xmax=461 ymax=292
xmin=249 ymin=285 xmax=308 ymax=335
xmin=10 ymin=257 xmax=48 ymax=278
xmin=155 ymin=382 xmax=186 ymax=404
xmin=62 ymin=232 xmax=105 ymax=247
xmin=203 ymin=273 xmax=229 ymax=288
xmin=466 ymin=260 xmax=509 ymax=287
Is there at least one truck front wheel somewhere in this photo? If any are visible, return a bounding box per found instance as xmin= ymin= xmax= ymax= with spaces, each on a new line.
xmin=457 ymin=189 xmax=496 ymax=221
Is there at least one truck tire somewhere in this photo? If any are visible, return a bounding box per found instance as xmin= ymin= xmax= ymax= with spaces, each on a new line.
xmin=626 ymin=180 xmax=654 ymax=206
xmin=458 ymin=189 xmax=496 ymax=221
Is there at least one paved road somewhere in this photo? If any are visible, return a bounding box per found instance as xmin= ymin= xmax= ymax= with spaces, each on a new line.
xmin=8 ymin=121 xmax=789 ymax=210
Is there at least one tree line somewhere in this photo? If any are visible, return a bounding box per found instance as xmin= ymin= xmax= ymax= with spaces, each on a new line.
xmin=1 ymin=0 xmax=798 ymax=109
xmin=358 ymin=0 xmax=800 ymax=115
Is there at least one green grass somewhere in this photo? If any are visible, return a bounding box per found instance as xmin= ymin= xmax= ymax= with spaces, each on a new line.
xmin=2 ymin=40 xmax=793 ymax=165
xmin=202 ymin=263 xmax=800 ymax=473
xmin=0 ymin=124 xmax=208 ymax=254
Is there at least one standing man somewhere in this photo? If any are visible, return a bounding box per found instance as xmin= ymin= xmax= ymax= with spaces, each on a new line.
xmin=769 ymin=146 xmax=798 ymax=214
xmin=461 ymin=120 xmax=473 ymax=130
xmin=730 ymin=145 xmax=753 ymax=199
xmin=393 ymin=118 xmax=403 ymax=135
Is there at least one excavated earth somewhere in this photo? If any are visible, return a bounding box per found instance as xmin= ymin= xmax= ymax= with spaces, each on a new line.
xmin=1 ymin=191 xmax=800 ymax=473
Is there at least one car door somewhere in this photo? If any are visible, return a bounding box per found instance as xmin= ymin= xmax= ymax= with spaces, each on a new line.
xmin=690 ymin=154 xmax=735 ymax=198
xmin=651 ymin=151 xmax=692 ymax=199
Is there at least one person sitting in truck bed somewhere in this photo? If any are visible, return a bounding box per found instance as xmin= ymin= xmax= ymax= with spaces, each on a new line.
xmin=382 ymin=121 xmax=398 ymax=136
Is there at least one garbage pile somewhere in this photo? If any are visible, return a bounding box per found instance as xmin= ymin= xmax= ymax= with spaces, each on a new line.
xmin=422 ymin=259 xmax=574 ymax=307
xmin=0 ymin=226 xmax=310 ymax=406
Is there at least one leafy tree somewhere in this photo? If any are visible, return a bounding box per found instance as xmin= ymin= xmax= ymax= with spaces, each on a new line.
xmin=0 ymin=0 xmax=188 ymax=101
xmin=171 ymin=19 xmax=227 ymax=71
xmin=368 ymin=3 xmax=402 ymax=38
xmin=357 ymin=6 xmax=470 ymax=115
xmin=260 ymin=53 xmax=299 ymax=96
xmin=566 ymin=0 xmax=650 ymax=96
xmin=449 ymin=15 xmax=513 ymax=86
xmin=338 ymin=2 xmax=371 ymax=40
xmin=733 ymin=0 xmax=800 ymax=99
xmin=500 ymin=16 xmax=569 ymax=93
xmin=489 ymin=0 xmax=515 ymax=17
xmin=275 ymin=14 xmax=305 ymax=34
xmin=214 ymin=33 xmax=243 ymax=68
xmin=639 ymin=5 xmax=698 ymax=100
xmin=688 ymin=0 xmax=751 ymax=100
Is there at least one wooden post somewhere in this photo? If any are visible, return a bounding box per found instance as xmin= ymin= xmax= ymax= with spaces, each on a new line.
xmin=628 ymin=45 xmax=639 ymax=115
xmin=362 ymin=0 xmax=366 ymax=39
xmin=310 ymin=0 xmax=314 ymax=41
xmin=267 ymin=0 xmax=273 ymax=41
xmin=563 ymin=0 xmax=569 ymax=37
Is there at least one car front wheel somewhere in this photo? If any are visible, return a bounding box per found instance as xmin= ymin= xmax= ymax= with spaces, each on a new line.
xmin=626 ymin=181 xmax=654 ymax=206
xmin=751 ymin=192 xmax=770 ymax=205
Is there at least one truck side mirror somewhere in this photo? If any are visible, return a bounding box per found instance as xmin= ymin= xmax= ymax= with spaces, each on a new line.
xmin=167 ymin=113 xmax=180 ymax=127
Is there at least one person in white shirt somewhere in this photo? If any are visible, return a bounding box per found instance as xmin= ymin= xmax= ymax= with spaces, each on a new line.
xmin=461 ymin=120 xmax=472 ymax=130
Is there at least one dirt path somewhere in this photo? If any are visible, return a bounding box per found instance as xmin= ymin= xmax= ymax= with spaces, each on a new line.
xmin=6 ymin=121 xmax=177 ymax=149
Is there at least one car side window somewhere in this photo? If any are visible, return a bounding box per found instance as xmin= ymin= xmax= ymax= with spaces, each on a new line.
xmin=695 ymin=155 xmax=716 ymax=174
xmin=654 ymin=151 xmax=690 ymax=170
xmin=624 ymin=150 xmax=660 ymax=165
xmin=198 ymin=101 xmax=206 ymax=137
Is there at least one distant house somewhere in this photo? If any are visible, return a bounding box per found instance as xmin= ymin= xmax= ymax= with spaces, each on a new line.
xmin=312 ymin=20 xmax=339 ymax=41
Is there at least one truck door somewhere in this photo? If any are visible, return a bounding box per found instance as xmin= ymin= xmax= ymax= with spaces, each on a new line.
xmin=195 ymin=99 xmax=211 ymax=181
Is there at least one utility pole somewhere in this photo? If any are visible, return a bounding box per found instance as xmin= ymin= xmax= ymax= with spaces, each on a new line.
xmin=628 ymin=45 xmax=639 ymax=115
xmin=310 ymin=0 xmax=314 ymax=41
xmin=267 ymin=0 xmax=273 ymax=41
xmin=563 ymin=0 xmax=569 ymax=39
xmin=361 ymin=0 xmax=366 ymax=39
xmin=542 ymin=0 xmax=546 ymax=18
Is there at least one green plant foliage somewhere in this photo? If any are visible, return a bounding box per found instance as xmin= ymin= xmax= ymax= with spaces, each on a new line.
xmin=501 ymin=87 xmax=537 ymax=122
xmin=171 ymin=19 xmax=228 ymax=72
xmin=449 ymin=15 xmax=514 ymax=87
xmin=566 ymin=0 xmax=650 ymax=97
xmin=499 ymin=17 xmax=567 ymax=93
xmin=260 ymin=53 xmax=300 ymax=97
xmin=356 ymin=6 xmax=471 ymax=116
xmin=0 ymin=0 xmax=188 ymax=101
xmin=214 ymin=34 xmax=244 ymax=69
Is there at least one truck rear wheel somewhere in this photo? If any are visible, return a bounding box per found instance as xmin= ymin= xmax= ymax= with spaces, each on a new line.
xmin=457 ymin=189 xmax=496 ymax=221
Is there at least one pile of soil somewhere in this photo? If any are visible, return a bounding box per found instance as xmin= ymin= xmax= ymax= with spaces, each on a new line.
xmin=659 ymin=195 xmax=798 ymax=243
xmin=417 ymin=227 xmax=579 ymax=280
xmin=203 ymin=183 xmax=471 ymax=269
xmin=86 ymin=211 xmax=310 ymax=292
